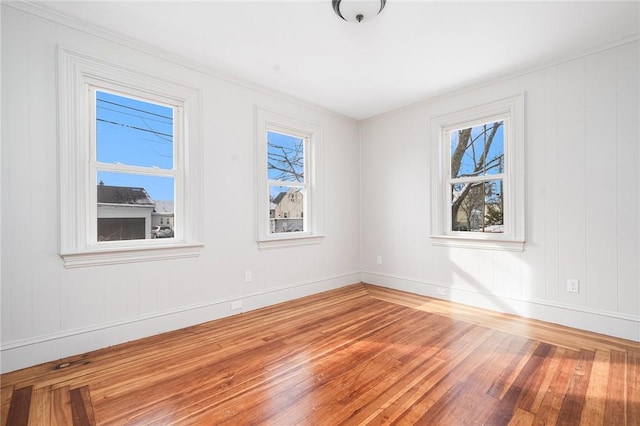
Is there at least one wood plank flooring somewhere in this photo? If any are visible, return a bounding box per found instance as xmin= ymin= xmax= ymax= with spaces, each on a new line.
xmin=2 ymin=283 xmax=639 ymax=425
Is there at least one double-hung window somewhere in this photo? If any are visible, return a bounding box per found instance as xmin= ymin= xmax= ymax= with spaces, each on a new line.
xmin=256 ymin=108 xmax=323 ymax=249
xmin=268 ymin=129 xmax=307 ymax=234
xmin=58 ymin=48 xmax=203 ymax=267
xmin=431 ymin=94 xmax=525 ymax=251
xmin=92 ymin=89 xmax=177 ymax=242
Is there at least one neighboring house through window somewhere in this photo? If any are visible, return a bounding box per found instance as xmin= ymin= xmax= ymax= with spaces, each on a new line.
xmin=58 ymin=48 xmax=203 ymax=267
xmin=430 ymin=94 xmax=525 ymax=251
xmin=97 ymin=183 xmax=155 ymax=241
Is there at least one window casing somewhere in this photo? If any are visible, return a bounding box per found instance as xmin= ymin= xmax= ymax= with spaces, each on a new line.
xmin=430 ymin=94 xmax=525 ymax=251
xmin=58 ymin=48 xmax=203 ymax=267
xmin=255 ymin=108 xmax=323 ymax=249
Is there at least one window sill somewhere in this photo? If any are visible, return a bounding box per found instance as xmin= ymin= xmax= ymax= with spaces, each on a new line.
xmin=60 ymin=243 xmax=203 ymax=268
xmin=431 ymin=235 xmax=525 ymax=252
xmin=257 ymin=234 xmax=324 ymax=250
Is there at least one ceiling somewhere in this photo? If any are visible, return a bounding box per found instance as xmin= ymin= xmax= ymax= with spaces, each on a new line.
xmin=29 ymin=1 xmax=640 ymax=120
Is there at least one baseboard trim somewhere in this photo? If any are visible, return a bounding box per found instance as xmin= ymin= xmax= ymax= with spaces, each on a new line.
xmin=361 ymin=271 xmax=640 ymax=343
xmin=0 ymin=271 xmax=361 ymax=373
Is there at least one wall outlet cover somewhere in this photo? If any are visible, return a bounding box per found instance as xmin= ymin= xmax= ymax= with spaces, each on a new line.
xmin=567 ymin=279 xmax=580 ymax=293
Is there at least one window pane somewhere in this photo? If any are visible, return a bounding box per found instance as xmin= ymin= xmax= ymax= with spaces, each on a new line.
xmin=269 ymin=185 xmax=305 ymax=233
xmin=96 ymin=91 xmax=173 ymax=169
xmin=98 ymin=218 xmax=146 ymax=241
xmin=451 ymin=180 xmax=503 ymax=233
xmin=450 ymin=121 xmax=504 ymax=179
xmin=267 ymin=131 xmax=304 ymax=182
xmin=97 ymin=172 xmax=175 ymax=241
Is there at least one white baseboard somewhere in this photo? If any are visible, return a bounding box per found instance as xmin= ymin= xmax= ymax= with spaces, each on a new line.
xmin=0 ymin=272 xmax=361 ymax=374
xmin=5 ymin=269 xmax=636 ymax=374
xmin=362 ymin=272 xmax=640 ymax=343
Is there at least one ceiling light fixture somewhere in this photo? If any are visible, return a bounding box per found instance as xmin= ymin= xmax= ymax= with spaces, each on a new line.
xmin=332 ymin=0 xmax=386 ymax=24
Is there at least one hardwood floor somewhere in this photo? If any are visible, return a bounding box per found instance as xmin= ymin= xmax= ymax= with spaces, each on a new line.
xmin=2 ymin=283 xmax=639 ymax=425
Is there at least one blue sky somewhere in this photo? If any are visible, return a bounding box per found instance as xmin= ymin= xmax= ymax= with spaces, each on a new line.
xmin=96 ymin=90 xmax=175 ymax=201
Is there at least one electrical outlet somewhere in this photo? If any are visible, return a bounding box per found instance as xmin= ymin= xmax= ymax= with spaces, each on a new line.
xmin=376 ymin=255 xmax=382 ymax=265
xmin=244 ymin=271 xmax=252 ymax=282
xmin=566 ymin=279 xmax=579 ymax=293
xmin=231 ymin=300 xmax=242 ymax=310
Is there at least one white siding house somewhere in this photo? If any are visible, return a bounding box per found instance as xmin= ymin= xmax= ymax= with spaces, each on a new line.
xmin=151 ymin=200 xmax=174 ymax=229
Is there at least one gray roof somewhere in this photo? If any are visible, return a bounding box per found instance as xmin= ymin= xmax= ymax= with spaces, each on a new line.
xmin=154 ymin=200 xmax=174 ymax=213
xmin=272 ymin=191 xmax=287 ymax=205
xmin=97 ymin=184 xmax=154 ymax=205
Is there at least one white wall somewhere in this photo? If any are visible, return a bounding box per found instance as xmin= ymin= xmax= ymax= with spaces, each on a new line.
xmin=361 ymin=41 xmax=640 ymax=341
xmin=0 ymin=5 xmax=361 ymax=373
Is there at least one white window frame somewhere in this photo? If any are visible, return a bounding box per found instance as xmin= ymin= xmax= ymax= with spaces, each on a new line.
xmin=255 ymin=107 xmax=324 ymax=249
xmin=58 ymin=47 xmax=203 ymax=267
xmin=430 ymin=93 xmax=525 ymax=251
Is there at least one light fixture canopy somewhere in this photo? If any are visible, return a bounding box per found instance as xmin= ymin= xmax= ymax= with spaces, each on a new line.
xmin=332 ymin=0 xmax=386 ymax=24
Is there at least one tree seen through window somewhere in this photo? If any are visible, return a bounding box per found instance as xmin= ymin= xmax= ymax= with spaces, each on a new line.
xmin=450 ymin=121 xmax=504 ymax=233
xmin=267 ymin=131 xmax=306 ymax=233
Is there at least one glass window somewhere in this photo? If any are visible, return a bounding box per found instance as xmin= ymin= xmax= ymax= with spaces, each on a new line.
xmin=93 ymin=90 xmax=176 ymax=242
xmin=430 ymin=94 xmax=525 ymax=251
xmin=449 ymin=121 xmax=504 ymax=233
xmin=92 ymin=87 xmax=175 ymax=243
xmin=255 ymin=108 xmax=323 ymax=249
xmin=268 ymin=131 xmax=307 ymax=234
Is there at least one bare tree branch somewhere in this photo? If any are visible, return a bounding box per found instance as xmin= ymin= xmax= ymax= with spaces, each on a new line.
xmin=268 ymin=141 xmax=304 ymax=182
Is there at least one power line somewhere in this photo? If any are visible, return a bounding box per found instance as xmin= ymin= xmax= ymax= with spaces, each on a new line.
xmin=97 ymin=98 xmax=173 ymax=120
xmin=97 ymin=118 xmax=173 ymax=138
xmin=97 ymin=105 xmax=171 ymax=126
